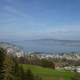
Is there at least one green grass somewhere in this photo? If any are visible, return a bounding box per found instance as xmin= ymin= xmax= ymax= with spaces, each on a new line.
xmin=21 ymin=64 xmax=75 ymax=80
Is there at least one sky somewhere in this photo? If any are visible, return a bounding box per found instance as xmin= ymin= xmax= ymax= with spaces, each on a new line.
xmin=0 ymin=0 xmax=80 ymax=40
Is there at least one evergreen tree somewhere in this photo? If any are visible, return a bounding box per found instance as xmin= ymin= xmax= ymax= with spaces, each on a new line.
xmin=0 ymin=47 xmax=41 ymax=80
xmin=19 ymin=66 xmax=25 ymax=80
xmin=0 ymin=48 xmax=6 ymax=80
xmin=3 ymin=54 xmax=15 ymax=80
xmin=13 ymin=57 xmax=25 ymax=80
xmin=34 ymin=75 xmax=42 ymax=80
xmin=72 ymin=73 xmax=80 ymax=80
xmin=25 ymin=69 xmax=34 ymax=80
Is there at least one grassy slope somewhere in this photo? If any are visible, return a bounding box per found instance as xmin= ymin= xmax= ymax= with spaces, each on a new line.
xmin=21 ymin=64 xmax=75 ymax=80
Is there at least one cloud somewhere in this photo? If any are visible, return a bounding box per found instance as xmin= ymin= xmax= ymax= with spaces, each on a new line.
xmin=44 ymin=25 xmax=80 ymax=40
xmin=0 ymin=4 xmax=33 ymax=25
xmin=5 ymin=0 xmax=14 ymax=3
xmin=0 ymin=25 xmax=80 ymax=40
xmin=0 ymin=0 xmax=80 ymax=40
xmin=4 ymin=5 xmax=25 ymax=17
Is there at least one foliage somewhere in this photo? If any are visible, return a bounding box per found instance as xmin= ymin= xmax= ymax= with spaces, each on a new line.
xmin=72 ymin=73 xmax=80 ymax=80
xmin=40 ymin=59 xmax=55 ymax=69
xmin=0 ymin=48 xmax=6 ymax=80
xmin=25 ymin=69 xmax=34 ymax=80
xmin=0 ymin=48 xmax=42 ymax=80
xmin=0 ymin=47 xmax=75 ymax=80
xmin=3 ymin=54 xmax=15 ymax=80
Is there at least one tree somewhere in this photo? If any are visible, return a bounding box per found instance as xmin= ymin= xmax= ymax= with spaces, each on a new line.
xmin=13 ymin=58 xmax=25 ymax=80
xmin=0 ymin=47 xmax=41 ymax=80
xmin=0 ymin=48 xmax=6 ymax=80
xmin=34 ymin=75 xmax=42 ymax=80
xmin=40 ymin=59 xmax=55 ymax=69
xmin=25 ymin=69 xmax=34 ymax=80
xmin=3 ymin=54 xmax=15 ymax=80
xmin=72 ymin=73 xmax=80 ymax=80
xmin=19 ymin=66 xmax=25 ymax=80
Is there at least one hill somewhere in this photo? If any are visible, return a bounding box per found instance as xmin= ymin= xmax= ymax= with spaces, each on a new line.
xmin=21 ymin=64 xmax=75 ymax=80
xmin=0 ymin=42 xmax=24 ymax=57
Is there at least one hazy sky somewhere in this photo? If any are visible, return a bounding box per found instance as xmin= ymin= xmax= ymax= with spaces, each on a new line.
xmin=0 ymin=0 xmax=80 ymax=40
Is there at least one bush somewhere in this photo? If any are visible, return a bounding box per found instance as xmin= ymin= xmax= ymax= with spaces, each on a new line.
xmin=40 ymin=59 xmax=55 ymax=69
xmin=72 ymin=73 xmax=80 ymax=80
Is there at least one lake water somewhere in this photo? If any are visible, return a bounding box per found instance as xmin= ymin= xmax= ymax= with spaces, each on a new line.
xmin=13 ymin=40 xmax=80 ymax=53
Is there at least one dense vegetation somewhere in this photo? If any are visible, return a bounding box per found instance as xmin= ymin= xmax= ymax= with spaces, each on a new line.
xmin=0 ymin=47 xmax=80 ymax=80
xmin=0 ymin=48 xmax=41 ymax=80
xmin=18 ymin=55 xmax=55 ymax=69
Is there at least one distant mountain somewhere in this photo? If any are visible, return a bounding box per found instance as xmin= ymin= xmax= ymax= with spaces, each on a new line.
xmin=23 ymin=38 xmax=80 ymax=42
xmin=22 ymin=39 xmax=80 ymax=46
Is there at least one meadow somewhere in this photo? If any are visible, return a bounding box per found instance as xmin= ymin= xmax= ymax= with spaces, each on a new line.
xmin=22 ymin=64 xmax=75 ymax=80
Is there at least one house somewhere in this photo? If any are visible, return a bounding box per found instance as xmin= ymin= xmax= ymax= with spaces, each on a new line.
xmin=76 ymin=67 xmax=80 ymax=73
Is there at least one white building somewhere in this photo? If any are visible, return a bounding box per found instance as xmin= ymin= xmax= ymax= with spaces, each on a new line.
xmin=76 ymin=67 xmax=80 ymax=73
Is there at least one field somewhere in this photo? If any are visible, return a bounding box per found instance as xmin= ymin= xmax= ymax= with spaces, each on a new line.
xmin=21 ymin=64 xmax=75 ymax=80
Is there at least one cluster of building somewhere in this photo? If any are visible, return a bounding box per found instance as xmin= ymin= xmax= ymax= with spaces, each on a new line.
xmin=64 ymin=66 xmax=80 ymax=73
xmin=30 ymin=53 xmax=80 ymax=60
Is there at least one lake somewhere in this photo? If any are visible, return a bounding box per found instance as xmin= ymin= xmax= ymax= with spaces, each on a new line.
xmin=13 ymin=39 xmax=80 ymax=53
